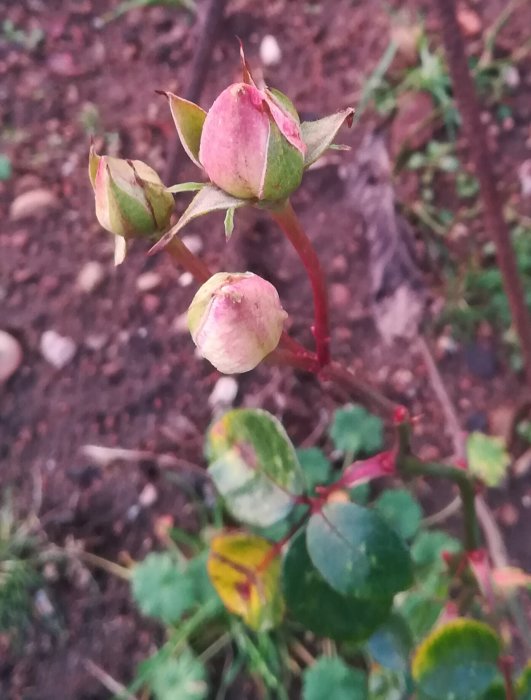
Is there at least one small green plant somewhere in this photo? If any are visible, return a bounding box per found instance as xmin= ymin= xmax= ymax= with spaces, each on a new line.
xmin=0 ymin=496 xmax=41 ymax=637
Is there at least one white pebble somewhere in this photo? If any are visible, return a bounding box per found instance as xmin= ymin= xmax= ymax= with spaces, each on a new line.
xmin=518 ymin=160 xmax=531 ymax=197
xmin=208 ymin=376 xmax=238 ymax=409
xmin=77 ymin=261 xmax=104 ymax=293
xmin=136 ymin=271 xmax=161 ymax=292
xmin=178 ymin=272 xmax=194 ymax=287
xmin=40 ymin=330 xmax=77 ymax=369
xmin=0 ymin=330 xmax=22 ymax=383
xmin=260 ymin=35 xmax=282 ymax=67
xmin=139 ymin=483 xmax=158 ymax=508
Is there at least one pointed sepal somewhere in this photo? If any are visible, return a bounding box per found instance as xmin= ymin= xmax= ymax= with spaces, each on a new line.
xmin=224 ymin=207 xmax=235 ymax=239
xmin=114 ymin=236 xmax=128 ymax=266
xmin=166 ymin=182 xmax=205 ymax=194
xmin=149 ymin=184 xmax=247 ymax=255
xmin=161 ymin=91 xmax=207 ymax=168
xmin=88 ymin=142 xmax=100 ymax=190
xmin=301 ymin=108 xmax=355 ymax=168
xmin=238 ymin=38 xmax=257 ymax=87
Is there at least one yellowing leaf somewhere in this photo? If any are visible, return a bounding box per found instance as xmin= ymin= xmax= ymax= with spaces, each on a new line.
xmin=207 ymin=532 xmax=284 ymax=631
xmin=467 ymin=432 xmax=510 ymax=487
xmin=412 ymin=619 xmax=501 ymax=700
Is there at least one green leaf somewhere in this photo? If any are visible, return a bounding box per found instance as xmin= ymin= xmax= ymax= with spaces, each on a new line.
xmin=306 ymin=502 xmax=413 ymax=599
xmin=518 ymin=663 xmax=531 ymax=700
xmin=166 ymin=182 xmax=205 ymax=193
xmin=467 ymin=432 xmax=510 ymax=487
xmin=329 ymin=404 xmax=383 ymax=456
xmin=224 ymin=206 xmax=235 ymax=239
xmin=164 ymin=92 xmax=206 ymax=168
xmin=207 ymin=532 xmax=284 ymax=631
xmin=367 ymin=613 xmax=413 ymax=673
xmin=303 ymin=656 xmax=368 ymax=700
xmin=283 ymin=531 xmax=392 ymax=642
xmin=411 ymin=531 xmax=461 ymax=570
xmin=374 ymin=489 xmax=422 ymax=540
xmin=149 ymin=184 xmax=247 ymax=254
xmin=296 ymin=447 xmax=332 ymax=491
xmin=482 ymin=680 xmax=508 ymax=700
xmin=301 ymin=108 xmax=354 ymax=168
xmin=132 ymin=553 xmax=195 ymax=624
xmin=398 ymin=592 xmax=445 ymax=643
xmin=142 ymin=649 xmax=208 ymax=700
xmin=206 ymin=408 xmax=304 ymax=527
xmin=412 ymin=619 xmax=502 ymax=700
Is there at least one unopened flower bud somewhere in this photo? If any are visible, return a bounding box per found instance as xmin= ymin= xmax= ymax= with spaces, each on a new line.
xmin=198 ymin=83 xmax=306 ymax=201
xmin=187 ymin=272 xmax=287 ymax=374
xmin=89 ymin=146 xmax=174 ymax=244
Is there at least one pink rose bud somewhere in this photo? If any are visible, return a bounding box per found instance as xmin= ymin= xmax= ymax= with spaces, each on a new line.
xmin=198 ymin=83 xmax=306 ymax=201
xmin=187 ymin=272 xmax=287 ymax=374
xmin=89 ymin=146 xmax=174 ymax=241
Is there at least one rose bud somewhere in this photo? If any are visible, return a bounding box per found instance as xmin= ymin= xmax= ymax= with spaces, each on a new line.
xmin=198 ymin=83 xmax=306 ymax=201
xmin=187 ymin=272 xmax=287 ymax=374
xmin=89 ymin=146 xmax=174 ymax=263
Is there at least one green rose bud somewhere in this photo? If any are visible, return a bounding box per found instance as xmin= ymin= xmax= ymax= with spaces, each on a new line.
xmin=88 ymin=146 xmax=174 ymax=263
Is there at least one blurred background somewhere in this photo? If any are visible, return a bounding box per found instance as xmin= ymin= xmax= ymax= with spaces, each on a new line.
xmin=1 ymin=0 xmax=530 ymax=697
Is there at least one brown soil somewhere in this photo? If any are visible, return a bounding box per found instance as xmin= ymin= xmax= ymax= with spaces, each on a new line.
xmin=1 ymin=0 xmax=530 ymax=698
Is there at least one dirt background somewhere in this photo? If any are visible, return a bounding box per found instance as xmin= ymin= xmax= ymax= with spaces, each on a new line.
xmin=1 ymin=0 xmax=530 ymax=698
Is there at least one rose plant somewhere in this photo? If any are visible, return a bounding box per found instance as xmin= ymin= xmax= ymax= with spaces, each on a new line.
xmin=88 ymin=47 xmax=530 ymax=700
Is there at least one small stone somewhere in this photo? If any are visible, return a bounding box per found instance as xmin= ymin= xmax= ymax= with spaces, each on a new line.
xmin=136 ymin=271 xmax=161 ymax=292
xmin=40 ymin=330 xmax=77 ymax=369
xmin=502 ymin=65 xmax=520 ymax=89
xmin=178 ymin=271 xmax=194 ymax=287
xmin=77 ymin=261 xmax=104 ymax=293
xmin=138 ymin=483 xmax=158 ymax=508
xmin=518 ymin=160 xmax=531 ymax=197
xmin=0 ymin=330 xmax=23 ymax=383
xmin=390 ymin=368 xmax=414 ymax=393
xmin=208 ymin=376 xmax=238 ymax=409
xmin=436 ymin=332 xmax=459 ymax=358
xmin=259 ymin=35 xmax=282 ymax=67
xmin=181 ymin=234 xmax=203 ymax=255
xmin=10 ymin=189 xmax=58 ymax=220
xmin=457 ymin=5 xmax=482 ymax=36
xmin=84 ymin=333 xmax=108 ymax=351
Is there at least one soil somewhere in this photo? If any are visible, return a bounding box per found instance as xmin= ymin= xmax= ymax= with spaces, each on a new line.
xmin=1 ymin=0 xmax=530 ymax=698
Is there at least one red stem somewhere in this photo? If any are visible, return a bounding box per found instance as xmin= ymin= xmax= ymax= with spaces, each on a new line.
xmin=166 ymin=236 xmax=212 ymax=283
xmin=270 ymin=201 xmax=331 ymax=368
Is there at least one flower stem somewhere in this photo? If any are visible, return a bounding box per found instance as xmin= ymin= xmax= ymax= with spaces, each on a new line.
xmin=166 ymin=236 xmax=212 ymax=283
xmin=270 ymin=201 xmax=331 ymax=368
xmin=395 ymin=421 xmax=480 ymax=551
